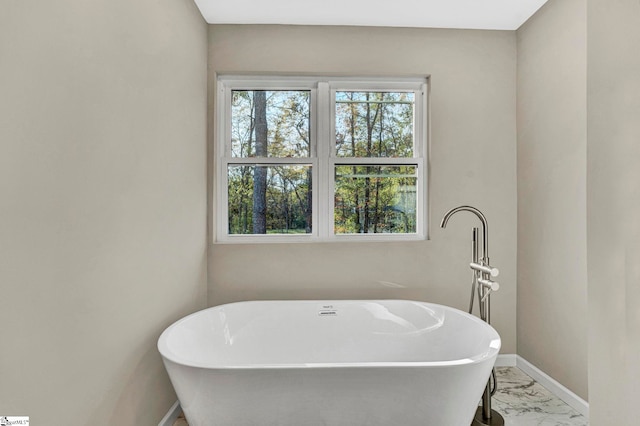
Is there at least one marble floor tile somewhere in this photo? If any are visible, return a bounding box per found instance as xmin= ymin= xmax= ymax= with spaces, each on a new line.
xmin=172 ymin=367 xmax=588 ymax=426
xmin=492 ymin=367 xmax=588 ymax=425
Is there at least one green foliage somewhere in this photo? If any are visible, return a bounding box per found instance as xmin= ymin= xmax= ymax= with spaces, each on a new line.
xmin=228 ymin=165 xmax=311 ymax=234
xmin=227 ymin=90 xmax=417 ymax=235
xmin=333 ymin=92 xmax=417 ymax=234
xmin=229 ymin=91 xmax=312 ymax=234
xmin=334 ymin=166 xmax=417 ymax=234
xmin=231 ymin=90 xmax=310 ymax=158
xmin=335 ymin=91 xmax=414 ymax=158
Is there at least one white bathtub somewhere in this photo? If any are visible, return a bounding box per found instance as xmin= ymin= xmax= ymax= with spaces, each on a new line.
xmin=158 ymin=300 xmax=500 ymax=426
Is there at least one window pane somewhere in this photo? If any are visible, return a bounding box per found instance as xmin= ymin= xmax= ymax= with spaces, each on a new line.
xmin=335 ymin=91 xmax=414 ymax=158
xmin=228 ymin=165 xmax=312 ymax=234
xmin=231 ymin=90 xmax=310 ymax=158
xmin=334 ymin=165 xmax=417 ymax=234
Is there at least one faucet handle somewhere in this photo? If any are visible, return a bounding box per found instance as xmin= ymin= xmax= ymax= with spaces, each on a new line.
xmin=478 ymin=278 xmax=500 ymax=302
xmin=478 ymin=278 xmax=500 ymax=292
xmin=470 ymin=262 xmax=499 ymax=277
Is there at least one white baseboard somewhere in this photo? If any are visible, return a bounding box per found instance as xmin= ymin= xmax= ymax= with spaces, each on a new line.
xmin=495 ymin=354 xmax=517 ymax=367
xmin=515 ymin=355 xmax=589 ymax=418
xmin=158 ymin=400 xmax=181 ymax=426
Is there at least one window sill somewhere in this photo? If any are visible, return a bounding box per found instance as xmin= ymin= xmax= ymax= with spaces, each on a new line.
xmin=214 ymin=234 xmax=428 ymax=244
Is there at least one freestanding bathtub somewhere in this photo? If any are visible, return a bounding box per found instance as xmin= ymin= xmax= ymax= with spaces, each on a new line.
xmin=158 ymin=300 xmax=500 ymax=426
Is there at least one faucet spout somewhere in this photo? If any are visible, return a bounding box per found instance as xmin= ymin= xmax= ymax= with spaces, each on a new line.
xmin=440 ymin=205 xmax=489 ymax=259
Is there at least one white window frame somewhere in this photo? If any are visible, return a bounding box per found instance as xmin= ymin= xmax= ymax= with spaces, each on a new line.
xmin=215 ymin=75 xmax=429 ymax=243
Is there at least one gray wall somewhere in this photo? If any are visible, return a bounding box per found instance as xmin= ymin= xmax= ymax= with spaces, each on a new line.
xmin=208 ymin=25 xmax=518 ymax=353
xmin=516 ymin=0 xmax=588 ymax=400
xmin=587 ymin=0 xmax=640 ymax=423
xmin=0 ymin=1 xmax=208 ymax=424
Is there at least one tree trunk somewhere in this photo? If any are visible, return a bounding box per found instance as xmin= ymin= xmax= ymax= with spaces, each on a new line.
xmin=253 ymin=91 xmax=268 ymax=234
xmin=373 ymin=104 xmax=384 ymax=232
xmin=305 ymin=167 xmax=312 ymax=233
xmin=349 ymin=96 xmax=361 ymax=233
xmin=363 ymin=94 xmax=373 ymax=233
xmin=363 ymin=95 xmax=381 ymax=233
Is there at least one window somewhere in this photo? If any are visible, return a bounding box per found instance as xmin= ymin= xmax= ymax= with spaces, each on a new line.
xmin=216 ymin=75 xmax=428 ymax=242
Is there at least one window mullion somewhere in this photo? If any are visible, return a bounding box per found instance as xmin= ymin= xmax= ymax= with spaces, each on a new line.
xmin=316 ymin=82 xmax=331 ymax=239
xmin=224 ymin=157 xmax=313 ymax=165
xmin=332 ymin=157 xmax=418 ymax=166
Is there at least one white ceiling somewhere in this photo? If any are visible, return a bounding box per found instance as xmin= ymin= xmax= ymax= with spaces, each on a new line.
xmin=193 ymin=0 xmax=548 ymax=31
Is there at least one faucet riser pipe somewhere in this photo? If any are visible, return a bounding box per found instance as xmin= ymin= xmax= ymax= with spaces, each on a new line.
xmin=471 ymin=407 xmax=505 ymax=426
xmin=440 ymin=206 xmax=504 ymax=426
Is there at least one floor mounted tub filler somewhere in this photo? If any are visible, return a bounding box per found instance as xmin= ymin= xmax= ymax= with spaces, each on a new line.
xmin=158 ymin=300 xmax=501 ymax=426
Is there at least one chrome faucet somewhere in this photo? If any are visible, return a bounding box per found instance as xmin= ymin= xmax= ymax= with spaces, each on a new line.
xmin=440 ymin=205 xmax=499 ymax=303
xmin=441 ymin=205 xmax=504 ymax=426
xmin=441 ymin=205 xmax=489 ymax=262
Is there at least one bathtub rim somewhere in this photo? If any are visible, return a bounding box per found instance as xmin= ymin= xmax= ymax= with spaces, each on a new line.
xmin=158 ymin=299 xmax=501 ymax=370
